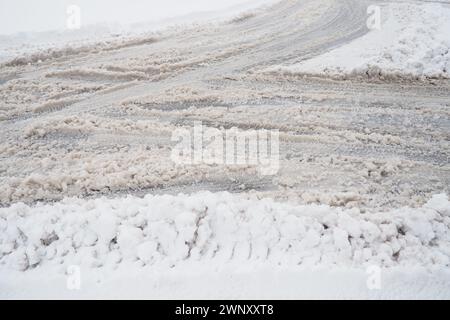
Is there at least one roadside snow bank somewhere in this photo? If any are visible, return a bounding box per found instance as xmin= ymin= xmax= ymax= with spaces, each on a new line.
xmin=1 ymin=192 xmax=449 ymax=272
xmin=267 ymin=2 xmax=450 ymax=80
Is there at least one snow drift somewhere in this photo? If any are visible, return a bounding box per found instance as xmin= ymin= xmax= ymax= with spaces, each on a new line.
xmin=266 ymin=2 xmax=450 ymax=80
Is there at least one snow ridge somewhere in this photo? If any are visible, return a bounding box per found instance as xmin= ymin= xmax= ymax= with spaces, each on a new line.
xmin=1 ymin=192 xmax=449 ymax=272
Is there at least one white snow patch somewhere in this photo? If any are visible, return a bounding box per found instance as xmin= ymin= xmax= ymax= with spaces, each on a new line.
xmin=2 ymin=265 xmax=450 ymax=299
xmin=0 ymin=191 xmax=449 ymax=299
xmin=267 ymin=2 xmax=450 ymax=80
xmin=1 ymin=192 xmax=449 ymax=272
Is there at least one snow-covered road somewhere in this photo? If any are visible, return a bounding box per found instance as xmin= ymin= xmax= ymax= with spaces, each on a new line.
xmin=1 ymin=192 xmax=450 ymax=299
xmin=1 ymin=0 xmax=448 ymax=209
xmin=0 ymin=0 xmax=449 ymax=299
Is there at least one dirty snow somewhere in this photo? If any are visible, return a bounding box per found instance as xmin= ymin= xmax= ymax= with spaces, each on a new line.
xmin=0 ymin=0 xmax=276 ymax=64
xmin=267 ymin=2 xmax=450 ymax=80
xmin=1 ymin=0 xmax=450 ymax=299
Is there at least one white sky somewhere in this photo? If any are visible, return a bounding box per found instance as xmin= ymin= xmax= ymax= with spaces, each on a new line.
xmin=0 ymin=0 xmax=267 ymax=35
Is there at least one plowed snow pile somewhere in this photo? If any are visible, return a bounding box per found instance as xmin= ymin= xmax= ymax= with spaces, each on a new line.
xmin=1 ymin=192 xmax=450 ymax=299
xmin=2 ymin=192 xmax=450 ymax=271
xmin=268 ymin=2 xmax=450 ymax=80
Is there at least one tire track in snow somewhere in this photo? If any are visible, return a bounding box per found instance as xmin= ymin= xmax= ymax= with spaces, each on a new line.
xmin=0 ymin=0 xmax=449 ymax=209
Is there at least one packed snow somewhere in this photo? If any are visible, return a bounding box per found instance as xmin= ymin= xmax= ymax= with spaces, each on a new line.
xmin=2 ymin=264 xmax=450 ymax=299
xmin=267 ymin=2 xmax=450 ymax=80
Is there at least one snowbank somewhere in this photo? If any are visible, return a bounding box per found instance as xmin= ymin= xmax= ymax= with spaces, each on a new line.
xmin=266 ymin=2 xmax=450 ymax=80
xmin=1 ymin=191 xmax=450 ymax=299
xmin=1 ymin=192 xmax=449 ymax=272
